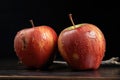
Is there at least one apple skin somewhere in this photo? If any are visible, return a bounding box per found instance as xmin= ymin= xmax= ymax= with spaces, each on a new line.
xmin=14 ymin=26 xmax=57 ymax=69
xmin=58 ymin=23 xmax=106 ymax=70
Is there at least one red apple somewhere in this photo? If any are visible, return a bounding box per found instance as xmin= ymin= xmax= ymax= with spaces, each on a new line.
xmin=14 ymin=20 xmax=57 ymax=69
xmin=58 ymin=14 xmax=106 ymax=70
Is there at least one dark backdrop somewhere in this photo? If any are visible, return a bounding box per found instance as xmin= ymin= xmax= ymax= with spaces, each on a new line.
xmin=0 ymin=0 xmax=120 ymax=60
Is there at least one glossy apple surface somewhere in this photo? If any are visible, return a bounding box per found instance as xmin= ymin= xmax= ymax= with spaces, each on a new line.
xmin=58 ymin=23 xmax=106 ymax=70
xmin=14 ymin=26 xmax=57 ymax=69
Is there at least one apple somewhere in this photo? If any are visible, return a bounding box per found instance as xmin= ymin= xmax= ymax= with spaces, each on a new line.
xmin=14 ymin=20 xmax=57 ymax=69
xmin=58 ymin=14 xmax=106 ymax=70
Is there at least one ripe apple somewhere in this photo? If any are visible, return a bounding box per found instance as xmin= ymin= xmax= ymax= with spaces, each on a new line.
xmin=58 ymin=14 xmax=106 ymax=70
xmin=14 ymin=20 xmax=57 ymax=69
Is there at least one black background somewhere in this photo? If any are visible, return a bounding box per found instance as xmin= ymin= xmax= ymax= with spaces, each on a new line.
xmin=0 ymin=0 xmax=120 ymax=60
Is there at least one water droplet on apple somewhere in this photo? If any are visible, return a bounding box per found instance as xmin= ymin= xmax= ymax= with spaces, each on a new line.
xmin=86 ymin=31 xmax=96 ymax=38
xmin=42 ymin=32 xmax=47 ymax=40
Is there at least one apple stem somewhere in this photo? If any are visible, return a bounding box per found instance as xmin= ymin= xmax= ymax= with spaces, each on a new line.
xmin=69 ymin=14 xmax=76 ymax=28
xmin=30 ymin=19 xmax=35 ymax=27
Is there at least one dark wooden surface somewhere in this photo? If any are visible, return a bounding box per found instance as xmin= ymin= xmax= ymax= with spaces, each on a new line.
xmin=0 ymin=59 xmax=120 ymax=80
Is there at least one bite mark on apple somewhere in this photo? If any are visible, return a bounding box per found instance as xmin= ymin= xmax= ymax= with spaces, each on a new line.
xmin=22 ymin=36 xmax=27 ymax=50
